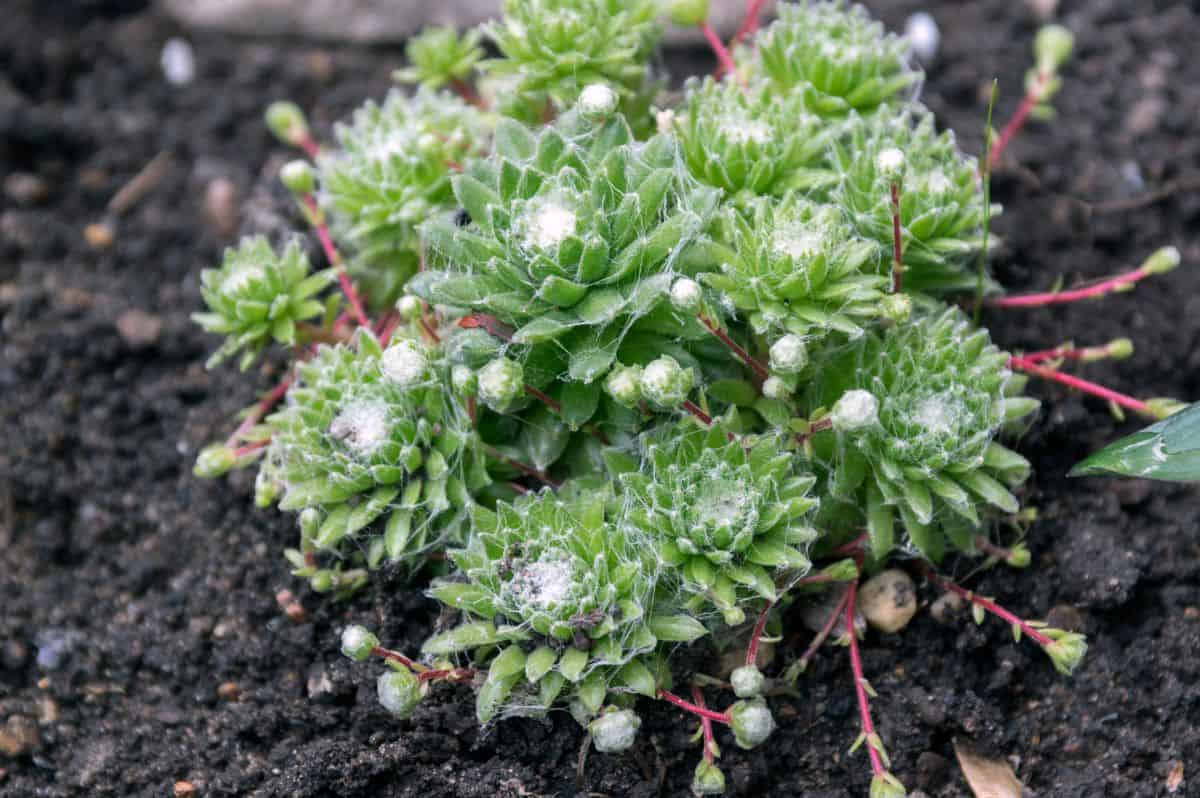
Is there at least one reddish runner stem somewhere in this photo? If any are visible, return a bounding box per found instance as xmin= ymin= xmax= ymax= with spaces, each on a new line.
xmin=484 ymin=445 xmax=561 ymax=489
xmin=796 ymin=589 xmax=850 ymax=672
xmin=923 ymin=570 xmax=1053 ymax=647
xmin=730 ymin=0 xmax=767 ymax=47
xmin=988 ymin=265 xmax=1156 ymax=307
xmin=370 ymin=645 xmax=428 ymax=673
xmin=989 ymin=72 xmax=1047 ymax=168
xmin=682 ymin=399 xmax=714 ymax=426
xmin=745 ymin=601 xmax=773 ymax=667
xmin=846 ymin=580 xmax=887 ymax=780
xmin=1009 ymin=356 xmax=1153 ymax=417
xmin=232 ymin=439 xmax=269 ymax=458
xmin=698 ymin=313 xmax=769 ymax=381
xmin=890 ymin=182 xmax=904 ymax=293
xmin=302 ymin=195 xmax=371 ymax=329
xmin=657 ymin=689 xmax=731 ymax=725
xmin=225 ymin=372 xmax=293 ymax=447
xmin=701 ymin=22 xmax=740 ymax=82
xmin=692 ymin=686 xmax=718 ymax=764
xmin=449 ymin=78 xmax=487 ymax=110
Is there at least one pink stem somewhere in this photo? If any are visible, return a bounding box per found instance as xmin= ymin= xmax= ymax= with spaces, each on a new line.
xmin=682 ymin=399 xmax=714 ymax=426
xmin=1009 ymin=356 xmax=1152 ymax=416
xmin=698 ymin=314 xmax=769 ymax=381
xmin=890 ymin=182 xmax=903 ymax=294
xmin=296 ymin=134 xmax=320 ymax=160
xmin=449 ymin=78 xmax=487 ymax=110
xmin=797 ymin=589 xmax=850 ymax=670
xmin=989 ymin=72 xmax=1047 ymax=168
xmin=794 ymin=416 xmax=833 ymax=446
xmin=745 ymin=601 xmax=773 ymax=667
xmin=658 ymin=689 xmax=731 ymax=725
xmin=301 ymin=196 xmax=371 ymax=329
xmin=923 ymin=571 xmax=1053 ymax=647
xmin=988 ymin=266 xmax=1152 ymax=307
xmin=701 ymin=22 xmax=740 ymax=82
xmin=524 ymin=384 xmax=563 ymax=415
xmin=692 ymin=686 xmax=718 ymax=764
xmin=846 ymin=580 xmax=886 ymax=779
xmin=232 ymin=439 xmax=269 ymax=458
xmin=225 ymin=372 xmax=293 ymax=447
xmin=370 ymin=645 xmax=428 ymax=673
xmin=484 ymin=446 xmax=561 ymax=490
xmin=730 ymin=0 xmax=766 ymax=47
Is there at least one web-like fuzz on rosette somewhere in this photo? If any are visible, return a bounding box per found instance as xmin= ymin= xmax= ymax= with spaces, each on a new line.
xmin=700 ymin=196 xmax=887 ymax=346
xmin=674 ymin=77 xmax=836 ymax=199
xmin=413 ymin=103 xmax=719 ymax=393
xmin=619 ymin=418 xmax=819 ymax=625
xmin=833 ymin=108 xmax=993 ymax=294
xmin=808 ymin=309 xmax=1038 ymax=562
xmin=317 ymin=88 xmax=488 ymax=306
xmin=481 ymin=0 xmax=661 ymax=119
xmin=424 ymin=489 xmax=707 ymax=724
xmin=266 ymin=332 xmax=489 ymax=576
xmin=193 ymin=237 xmax=333 ymax=370
xmin=753 ymin=0 xmax=920 ymax=117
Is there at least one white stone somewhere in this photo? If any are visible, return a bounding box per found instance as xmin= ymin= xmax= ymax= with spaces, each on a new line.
xmin=161 ymin=37 xmax=196 ymax=86
xmin=858 ymin=569 xmax=918 ymax=634
xmin=904 ymin=12 xmax=940 ymax=62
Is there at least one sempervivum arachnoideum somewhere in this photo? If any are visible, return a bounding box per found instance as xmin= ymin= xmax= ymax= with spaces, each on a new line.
xmin=424 ymin=488 xmax=707 ymax=726
xmin=832 ymin=107 xmax=994 ymax=294
xmin=674 ymin=77 xmax=837 ymax=199
xmin=267 ymin=331 xmax=490 ymax=580
xmin=752 ymin=0 xmax=920 ymax=117
xmin=317 ymin=88 xmax=488 ymax=306
xmin=806 ymin=308 xmax=1038 ymax=562
xmin=193 ymin=236 xmax=333 ymax=370
xmin=412 ymin=99 xmax=719 ymax=401
xmin=618 ymin=417 xmax=820 ymax=624
xmin=699 ymin=196 xmax=888 ymax=347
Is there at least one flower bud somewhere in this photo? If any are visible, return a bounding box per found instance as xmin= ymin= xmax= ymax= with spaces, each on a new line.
xmin=875 ymin=147 xmax=906 ymax=183
xmin=668 ymin=0 xmax=709 ymax=27
xmin=377 ymin=668 xmax=422 ymax=719
xmin=869 ymin=772 xmax=908 ymax=798
xmin=640 ymin=355 xmax=693 ymax=408
xmin=1103 ymin=338 xmax=1134 ymax=360
xmin=340 ymin=624 xmax=380 ymax=661
xmin=761 ymin=376 xmax=789 ymax=399
xmin=264 ymin=101 xmax=310 ymax=147
xmin=298 ymin=507 xmax=321 ymax=542
xmin=669 ymin=277 xmax=702 ymax=312
xmin=768 ymin=334 xmax=808 ymax=374
xmin=728 ymin=699 xmax=775 ymax=749
xmin=578 ymin=83 xmax=619 ymax=121
xmin=831 ymin=390 xmax=879 ymax=431
xmin=279 ymin=159 xmax=316 ymax=195
xmin=1034 ymin=24 xmax=1074 ymax=74
xmin=1146 ymin=397 xmax=1187 ymax=420
xmin=254 ymin=469 xmax=279 ymax=508
xmin=604 ymin=363 xmax=643 ymax=408
xmin=1141 ymin=245 xmax=1181 ymax=275
xmin=395 ymin=295 xmax=422 ymax=321
xmin=588 ymin=709 xmax=642 ymax=753
xmin=1006 ymin=542 xmax=1031 ymax=568
xmin=730 ymin=664 xmax=764 ymax=698
xmin=1042 ymin=628 xmax=1087 ymax=675
xmin=194 ymin=444 xmax=236 ymax=478
xmin=879 ymin=293 xmax=912 ymax=325
xmin=309 ymin=570 xmax=334 ymax=593
xmin=656 ymin=108 xmax=677 ymax=135
xmin=451 ymin=364 xmax=477 ymax=397
xmin=477 ymin=357 xmax=525 ymax=412
xmin=692 ymin=759 xmax=726 ymax=795
xmin=381 ymin=339 xmax=429 ymax=388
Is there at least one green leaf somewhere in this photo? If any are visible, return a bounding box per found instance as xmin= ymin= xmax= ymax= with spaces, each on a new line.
xmin=488 ymin=645 xmax=527 ymax=681
xmin=559 ymin=647 xmax=590 ymax=682
xmin=615 ymin=660 xmax=657 ymax=698
xmin=558 ymin=380 xmax=602 ymax=429
xmin=577 ymin=670 xmax=607 ymax=715
xmin=476 ymin=671 xmax=519 ymax=723
xmin=525 ymin=646 xmax=558 ymax=683
xmin=422 ymin=622 xmax=499 ymax=655
xmin=866 ymin=483 xmax=895 ymax=562
xmin=512 ymin=312 xmax=578 ymax=344
xmin=648 ymin=613 xmax=707 ymax=642
xmin=1071 ymin=403 xmax=1200 ymax=482
xmin=708 ymin=379 xmax=758 ymax=407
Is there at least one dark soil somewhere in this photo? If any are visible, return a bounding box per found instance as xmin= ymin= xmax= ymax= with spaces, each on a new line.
xmin=2 ymin=1 xmax=1199 ymax=796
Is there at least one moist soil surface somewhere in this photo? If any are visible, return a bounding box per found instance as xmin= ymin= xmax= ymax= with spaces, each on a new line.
xmin=2 ymin=1 xmax=1199 ymax=796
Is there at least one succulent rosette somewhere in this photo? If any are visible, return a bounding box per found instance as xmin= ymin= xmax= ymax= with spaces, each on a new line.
xmin=193 ymin=237 xmax=333 ymax=370
xmin=393 ymin=27 xmax=485 ymax=91
xmin=619 ymin=417 xmax=820 ymax=624
xmin=807 ymin=309 xmax=1038 ymax=561
xmin=754 ymin=0 xmax=920 ymax=117
xmin=424 ymin=489 xmax=707 ymax=723
xmin=266 ymin=332 xmax=490 ymax=577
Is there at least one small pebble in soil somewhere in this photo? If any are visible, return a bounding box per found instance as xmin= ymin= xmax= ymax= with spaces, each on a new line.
xmin=116 ymin=308 xmax=164 ymax=348
xmin=930 ymin=590 xmax=966 ymax=625
xmin=0 ymin=715 xmax=39 ymax=757
xmin=3 ymin=172 xmax=50 ymax=206
xmin=34 ymin=628 xmax=79 ymax=670
xmin=858 ymin=569 xmax=918 ymax=633
xmin=203 ymin=177 xmax=239 ymax=239
xmin=217 ymin=681 xmax=240 ymax=702
xmin=1046 ymin=604 xmax=1084 ymax=632
xmin=174 ymin=780 xmax=197 ymax=797
xmin=905 ymin=12 xmax=940 ymax=62
xmin=84 ymin=221 xmax=115 ymax=250
xmin=161 ymin=37 xmax=196 ymax=85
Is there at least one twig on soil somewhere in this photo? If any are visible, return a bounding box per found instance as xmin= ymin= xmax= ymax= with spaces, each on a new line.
xmin=108 ymin=151 xmax=171 ymax=216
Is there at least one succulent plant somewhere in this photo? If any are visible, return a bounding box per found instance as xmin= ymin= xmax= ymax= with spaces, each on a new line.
xmin=619 ymin=417 xmax=820 ymax=624
xmin=832 ymin=107 xmax=993 ymax=294
xmin=481 ymin=0 xmax=661 ymax=115
xmin=807 ymin=308 xmax=1037 ymax=562
xmin=424 ymin=488 xmax=707 ymax=723
xmin=411 ymin=103 xmax=720 ymax=388
xmin=192 ymin=237 xmax=333 ymax=370
xmin=754 ymin=0 xmax=920 ymax=117
xmin=675 ymin=77 xmax=837 ymax=199
xmin=317 ymin=88 xmax=488 ymax=305
xmin=267 ymin=332 xmax=490 ymax=575
xmin=393 ymin=27 xmax=485 ymax=91
xmin=699 ymin=196 xmax=888 ymax=344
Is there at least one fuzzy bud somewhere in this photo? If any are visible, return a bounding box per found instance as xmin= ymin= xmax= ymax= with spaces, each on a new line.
xmin=1102 ymin=338 xmax=1134 ymax=360
xmin=451 ymin=364 xmax=477 ymax=397
xmin=668 ymin=0 xmax=709 ymax=27
xmin=669 ymin=277 xmax=702 ymax=312
xmin=1006 ymin=542 xmax=1031 ymax=568
xmin=477 ymin=357 xmax=524 ymax=412
xmin=194 ymin=444 xmax=236 ymax=478
xmin=588 ymin=709 xmax=642 ymax=753
xmin=377 ymin=668 xmax=422 ymax=719
xmin=340 ymin=625 xmax=379 ymax=661
xmin=254 ymin=469 xmax=279 ymax=508
xmin=875 ymin=147 xmax=907 ymax=182
xmin=298 ymin=507 xmax=321 ymax=542
xmin=727 ymin=699 xmax=775 ymax=749
xmin=831 ymin=390 xmax=879 ymax=432
xmin=264 ymin=101 xmax=310 ymax=147
xmin=1146 ymin=397 xmax=1187 ymax=420
xmin=640 ymin=355 xmax=693 ymax=408
xmin=869 ymin=772 xmax=908 ymax=798
xmin=395 ymin=295 xmax=422 ymax=321
xmin=762 ymin=376 xmax=789 ymax=399
xmin=730 ymin=665 xmax=765 ymax=698
xmin=279 ymin=160 xmax=316 ymax=195
xmin=380 ymin=339 xmax=429 ymax=388
xmin=879 ymin=293 xmax=912 ymax=324
xmin=768 ymin=334 xmax=808 ymax=374
xmin=1034 ymin=24 xmax=1074 ymax=74
xmin=578 ymin=83 xmax=619 ymax=121
xmin=604 ymin=364 xmax=643 ymax=407
xmin=692 ymin=760 xmax=726 ymax=795
xmin=1042 ymin=628 xmax=1087 ymax=675
xmin=1141 ymin=245 xmax=1181 ymax=276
